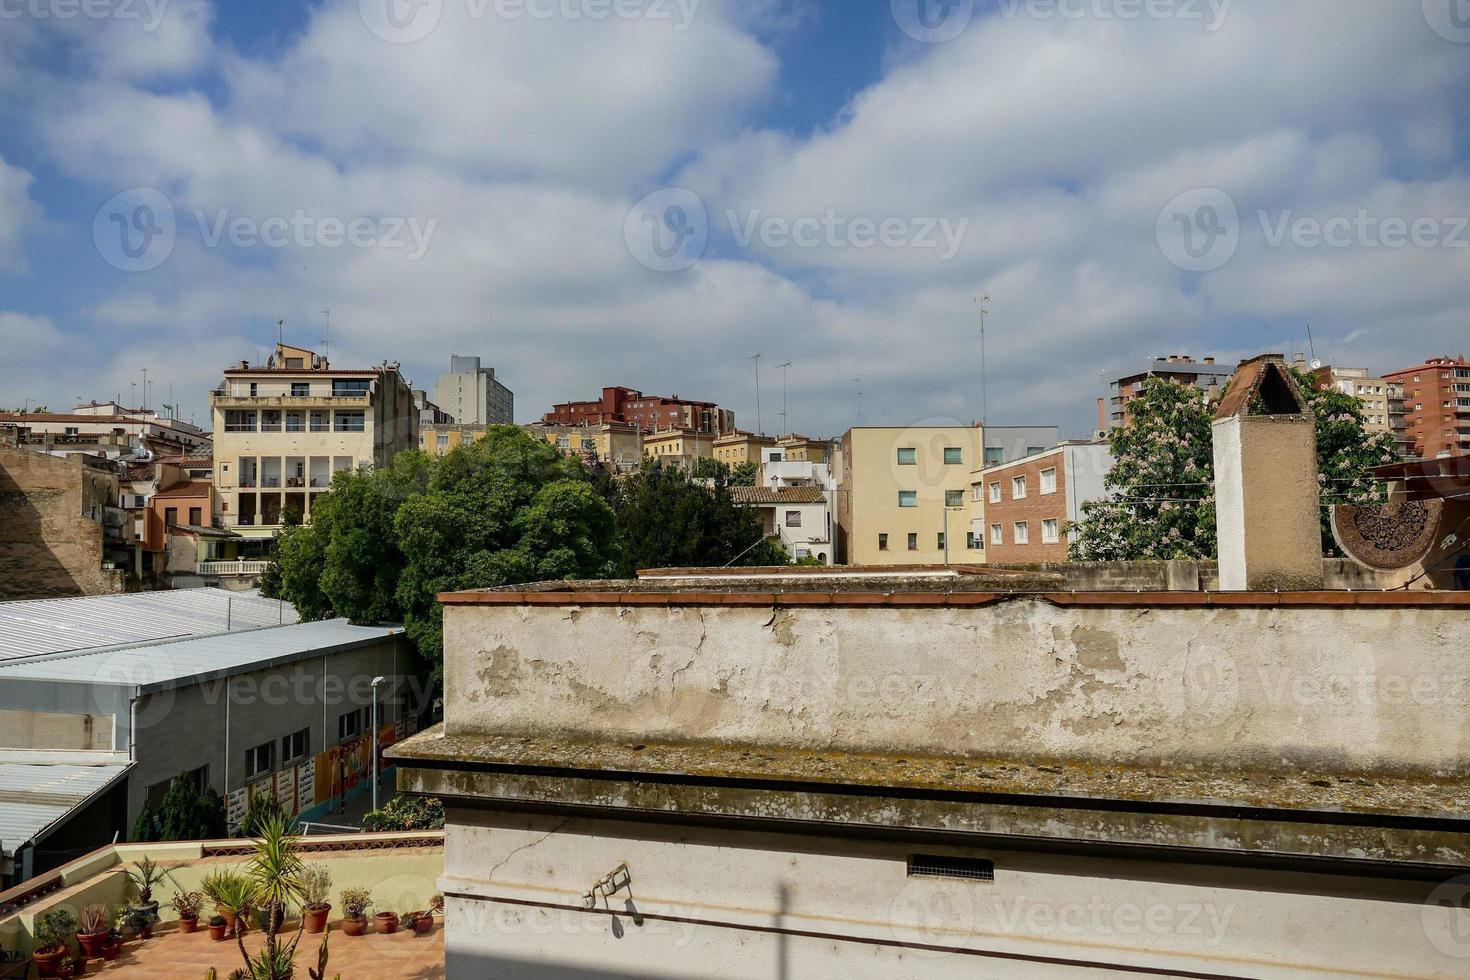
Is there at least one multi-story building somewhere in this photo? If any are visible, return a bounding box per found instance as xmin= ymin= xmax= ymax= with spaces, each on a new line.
xmin=0 ymin=404 xmax=211 ymax=461
xmin=777 ymin=434 xmax=829 ymax=463
xmin=544 ymin=386 xmax=735 ymax=436
xmin=1306 ymin=365 xmax=1410 ymax=456
xmin=731 ymin=485 xmax=833 ymax=565
xmin=524 ymin=421 xmax=644 ymax=472
xmin=210 ymin=342 xmax=417 ymax=537
xmin=1101 ymin=355 xmax=1235 ymax=431
xmin=433 ymin=355 xmax=514 ymax=425
xmin=420 ymin=423 xmax=487 ymax=457
xmin=972 ymin=441 xmax=1113 ymax=564
xmin=643 ymin=428 xmax=715 ymax=468
xmin=713 ymin=432 xmax=777 ymax=468
xmin=1382 ymin=355 xmax=1470 ymax=459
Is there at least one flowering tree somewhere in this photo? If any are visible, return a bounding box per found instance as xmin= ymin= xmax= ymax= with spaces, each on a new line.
xmin=1293 ymin=368 xmax=1398 ymax=553
xmin=1069 ymin=379 xmax=1217 ymax=561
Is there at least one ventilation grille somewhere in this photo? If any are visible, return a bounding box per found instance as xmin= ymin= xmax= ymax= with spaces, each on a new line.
xmin=906 ymin=854 xmax=995 ymax=882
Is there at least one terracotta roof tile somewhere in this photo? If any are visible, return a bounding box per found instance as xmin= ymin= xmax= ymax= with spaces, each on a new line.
xmin=731 ymin=486 xmax=827 ymax=505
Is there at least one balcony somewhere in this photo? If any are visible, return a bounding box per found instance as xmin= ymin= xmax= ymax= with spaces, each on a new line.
xmin=198 ymin=559 xmax=273 ymax=576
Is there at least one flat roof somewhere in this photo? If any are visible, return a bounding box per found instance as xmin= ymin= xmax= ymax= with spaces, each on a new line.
xmin=0 ymin=618 xmax=401 ymax=692
xmin=0 ymin=757 xmax=132 ymax=856
xmin=0 ymin=589 xmax=299 ymax=664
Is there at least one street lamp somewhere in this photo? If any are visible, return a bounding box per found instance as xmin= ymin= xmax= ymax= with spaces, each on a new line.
xmin=370 ymin=675 xmax=387 ymax=813
xmin=942 ymin=506 xmax=966 ymax=566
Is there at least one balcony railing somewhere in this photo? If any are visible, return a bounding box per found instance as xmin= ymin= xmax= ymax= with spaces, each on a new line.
xmin=198 ymin=560 xmax=273 ymax=576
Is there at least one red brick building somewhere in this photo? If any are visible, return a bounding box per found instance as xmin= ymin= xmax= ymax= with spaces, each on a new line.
xmin=543 ymin=387 xmax=735 ymax=435
xmin=973 ymin=442 xmax=1113 ymax=564
xmin=1382 ymin=356 xmax=1470 ymax=460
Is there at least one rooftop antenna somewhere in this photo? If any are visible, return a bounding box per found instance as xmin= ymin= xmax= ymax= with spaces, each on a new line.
xmin=852 ymin=378 xmax=863 ymax=425
xmin=140 ymin=367 xmax=150 ymax=411
xmin=974 ymin=293 xmax=990 ymax=427
xmin=748 ymin=353 xmax=763 ymax=435
xmin=277 ymin=318 xmax=285 ymax=349
xmin=320 ymin=308 xmax=331 ymax=361
xmin=1306 ymin=323 xmax=1319 ymax=367
xmin=775 ymin=361 xmax=792 ymax=436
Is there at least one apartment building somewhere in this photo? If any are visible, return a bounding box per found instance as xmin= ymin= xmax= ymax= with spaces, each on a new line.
xmin=713 ymin=431 xmax=777 ymax=468
xmin=731 ymin=486 xmax=833 ymax=565
xmin=837 ymin=426 xmax=983 ymax=565
xmin=1382 ymin=355 xmax=1470 ymax=459
xmin=777 ymin=433 xmax=829 ymax=463
xmin=210 ymin=342 xmax=417 ymax=537
xmin=1101 ymin=355 xmax=1234 ymax=431
xmin=974 ymin=441 xmax=1113 ymax=564
xmin=434 ymin=355 xmax=514 ymax=425
xmin=421 ymin=423 xmax=487 ymax=456
xmin=643 ymin=428 xmax=715 ymax=467
xmin=524 ymin=421 xmax=644 ymax=472
xmin=0 ymin=404 xmax=210 ymax=461
xmin=1308 ymin=365 xmax=1410 ymax=456
xmin=544 ymin=386 xmax=736 ymax=436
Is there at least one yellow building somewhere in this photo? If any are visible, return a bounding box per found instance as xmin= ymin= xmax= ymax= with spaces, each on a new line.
xmin=777 ymin=434 xmax=828 ymax=464
xmin=210 ymin=343 xmax=417 ymax=537
xmin=525 ymin=422 xmax=644 ymax=471
xmin=421 ymin=423 xmax=489 ymax=456
xmin=836 ymin=426 xmax=985 ymax=566
xmin=644 ymin=428 xmax=716 ymax=468
xmin=713 ymin=431 xmax=778 ymax=467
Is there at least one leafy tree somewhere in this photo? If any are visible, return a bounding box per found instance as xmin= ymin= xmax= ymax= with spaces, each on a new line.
xmin=690 ymin=456 xmax=728 ymax=480
xmin=362 ymin=795 xmax=445 ymax=831
xmin=394 ymin=427 xmax=619 ymax=666
xmin=132 ymin=803 xmax=160 ymax=843
xmin=1292 ymin=368 xmax=1398 ymax=554
xmin=157 ymin=777 xmax=227 ymax=841
xmin=238 ymin=792 xmax=288 ymax=838
xmin=613 ymin=460 xmax=788 ymax=576
xmin=731 ymin=461 xmax=759 ymax=486
xmin=1069 ymin=379 xmax=1217 ymax=561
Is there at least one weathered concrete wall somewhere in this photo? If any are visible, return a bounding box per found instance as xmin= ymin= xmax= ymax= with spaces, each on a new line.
xmin=444 ymin=600 xmax=1470 ymax=774
xmin=1213 ymin=415 xmax=1324 ymax=591
xmin=1005 ymin=559 xmax=1407 ymax=592
xmin=0 ymin=446 xmax=121 ymax=599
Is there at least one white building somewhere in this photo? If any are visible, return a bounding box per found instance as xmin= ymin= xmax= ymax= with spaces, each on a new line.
xmin=434 ymin=355 xmax=514 ymax=425
xmin=731 ymin=485 xmax=833 ymax=564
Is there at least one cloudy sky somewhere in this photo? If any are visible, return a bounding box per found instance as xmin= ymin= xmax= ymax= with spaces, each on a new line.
xmin=1 ymin=0 xmax=1467 ymax=437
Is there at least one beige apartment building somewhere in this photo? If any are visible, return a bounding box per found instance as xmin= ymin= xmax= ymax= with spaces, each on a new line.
xmin=421 ymin=423 xmax=488 ymax=456
xmin=1305 ymin=364 xmax=1410 ymax=456
xmin=837 ymin=426 xmax=984 ymax=565
xmin=210 ymin=343 xmax=417 ymax=537
xmin=644 ymin=428 xmax=715 ymax=468
xmin=524 ymin=421 xmax=644 ymax=472
xmin=712 ymin=431 xmax=777 ymax=468
xmin=777 ymin=433 xmax=828 ymax=463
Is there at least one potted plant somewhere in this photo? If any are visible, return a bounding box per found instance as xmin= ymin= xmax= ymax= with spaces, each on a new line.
xmin=32 ymin=906 xmax=76 ymax=978
xmin=116 ymin=904 xmax=156 ymax=941
xmin=339 ymin=888 xmax=372 ymax=937
xmin=170 ymin=890 xmax=204 ymax=933
xmin=402 ymin=905 xmax=434 ymax=936
xmin=101 ymin=927 xmax=122 ymax=961
xmin=124 ymin=856 xmax=177 ymax=916
xmin=374 ymin=906 xmax=399 ymax=935
xmin=56 ymin=957 xmax=77 ymax=979
xmin=75 ymin=905 xmax=110 ymax=957
xmin=300 ymin=864 xmax=332 ymax=934
xmin=201 ymin=869 xmax=252 ymax=937
xmin=207 ymin=915 xmax=229 ymax=942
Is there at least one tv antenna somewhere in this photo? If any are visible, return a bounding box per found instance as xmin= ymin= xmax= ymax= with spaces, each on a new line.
xmin=852 ymin=378 xmax=863 ymax=425
xmin=975 ymin=293 xmax=990 ymax=427
xmin=748 ymin=354 xmax=763 ymax=435
xmin=320 ymin=308 xmax=331 ymax=361
xmin=775 ymin=361 xmax=792 ymax=435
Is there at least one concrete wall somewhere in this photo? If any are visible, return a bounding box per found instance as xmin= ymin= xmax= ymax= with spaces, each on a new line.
xmin=440 ymin=808 xmax=1470 ymax=979
xmin=444 ymin=599 xmax=1470 ymax=774
xmin=0 ymin=446 xmax=121 ymax=600
xmin=1213 ymin=415 xmax=1323 ymax=591
xmin=1000 ymin=559 xmax=1406 ymax=592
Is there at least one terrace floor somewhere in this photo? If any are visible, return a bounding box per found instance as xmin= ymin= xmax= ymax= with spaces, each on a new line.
xmin=81 ymin=919 xmax=443 ymax=978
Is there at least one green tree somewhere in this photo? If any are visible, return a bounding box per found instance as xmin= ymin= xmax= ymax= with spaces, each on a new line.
xmin=395 ymin=427 xmax=619 ymax=667
xmin=362 ymin=795 xmax=445 ymax=831
xmin=157 ymin=777 xmax=227 ymax=841
xmin=131 ymin=803 xmax=160 ymax=843
xmin=1069 ymin=379 xmax=1217 ymax=561
xmin=613 ymin=460 xmax=788 ymax=576
xmin=730 ymin=461 xmax=759 ymax=486
xmin=1292 ymin=368 xmax=1398 ymax=554
xmin=238 ymin=793 xmax=288 ymax=838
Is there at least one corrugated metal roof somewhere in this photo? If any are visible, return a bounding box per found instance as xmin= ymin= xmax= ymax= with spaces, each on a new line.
xmin=0 ymin=619 xmax=403 ymax=691
xmin=0 ymin=759 xmax=131 ymax=855
xmin=0 ymin=589 xmax=298 ymax=663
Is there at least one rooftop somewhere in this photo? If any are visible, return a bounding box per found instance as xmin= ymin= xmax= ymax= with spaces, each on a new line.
xmin=730 ymin=485 xmax=827 ymax=505
xmin=0 ymin=589 xmax=298 ymax=663
xmin=0 ymin=618 xmax=402 ymax=691
xmin=152 ymin=480 xmax=211 ymax=499
xmin=0 ymin=756 xmax=131 ymax=863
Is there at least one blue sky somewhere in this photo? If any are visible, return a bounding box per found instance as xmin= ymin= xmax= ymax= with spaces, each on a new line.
xmin=1 ymin=1 xmax=1467 ymax=436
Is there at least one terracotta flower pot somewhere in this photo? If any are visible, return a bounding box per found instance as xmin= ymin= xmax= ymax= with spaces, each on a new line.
xmin=76 ymin=930 xmax=110 ymax=957
xmin=412 ymin=914 xmax=434 ymax=936
xmin=33 ymin=948 xmax=66 ymax=979
xmin=102 ymin=943 xmax=121 ymax=961
xmin=303 ymin=904 xmax=331 ymax=935
xmin=139 ymin=925 xmax=152 ymax=940
xmin=374 ymin=912 xmax=399 ymax=935
xmin=342 ymin=917 xmax=367 ymax=937
xmin=208 ymin=923 xmax=227 ymax=941
xmin=179 ymin=916 xmax=199 ymax=934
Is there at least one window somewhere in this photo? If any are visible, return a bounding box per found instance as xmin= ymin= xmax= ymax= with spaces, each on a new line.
xmin=943 ymin=447 xmax=962 ymax=465
xmin=338 ymin=707 xmax=366 ymax=742
xmin=989 ymin=482 xmax=1001 ymax=503
xmin=310 ymin=410 xmax=330 ymax=432
xmin=1012 ymin=475 xmax=1027 ymax=499
xmin=332 ymin=379 xmax=372 ymax=397
xmin=245 ymin=740 xmax=275 ymax=780
xmin=945 ymin=490 xmax=965 ymax=507
xmin=285 ymin=411 xmax=304 ymax=432
xmin=878 ymin=533 xmax=889 ymax=551
xmin=966 ymin=531 xmax=982 ymax=550
xmin=1026 ymin=446 xmax=1045 ymax=457
xmin=907 ymin=533 xmax=918 ymax=551
xmin=164 ymin=507 xmax=178 ymax=526
xmin=1042 ymin=519 xmax=1059 ymax=544
xmin=937 ymin=532 xmax=945 ymax=549
xmin=897 ymin=448 xmax=917 ymax=465
xmin=990 ymin=524 xmax=1003 ymax=545
xmin=291 ymin=382 xmax=310 ymax=397
xmin=984 ymin=447 xmax=1005 ymax=466
xmin=282 ymin=727 xmax=310 ymax=764
xmin=188 ymin=507 xmax=202 ymax=526
xmin=1040 ymin=468 xmax=1057 ymax=494
xmin=437 ymin=434 xmax=449 ymax=449
xmin=898 ymin=491 xmax=918 ymax=508
xmin=334 ymin=411 xmax=365 ymax=432
xmin=769 ymin=452 xmax=782 ymax=462
xmin=785 ymin=510 xmax=802 ymax=528
xmin=1014 ymin=521 xmax=1029 ymax=544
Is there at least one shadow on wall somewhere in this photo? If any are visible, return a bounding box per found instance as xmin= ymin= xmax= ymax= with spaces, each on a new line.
xmin=0 ymin=464 xmax=84 ymax=600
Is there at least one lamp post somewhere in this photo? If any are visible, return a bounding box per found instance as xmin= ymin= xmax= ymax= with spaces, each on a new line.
xmin=942 ymin=506 xmax=965 ymax=566
xmin=370 ymin=675 xmax=386 ymax=813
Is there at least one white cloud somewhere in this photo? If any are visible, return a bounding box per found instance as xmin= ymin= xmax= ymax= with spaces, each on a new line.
xmin=0 ymin=158 xmax=43 ymax=273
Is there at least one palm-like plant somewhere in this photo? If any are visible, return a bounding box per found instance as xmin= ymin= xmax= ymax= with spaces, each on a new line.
xmin=234 ymin=815 xmax=320 ymax=980
xmin=125 ymin=856 xmax=180 ymax=906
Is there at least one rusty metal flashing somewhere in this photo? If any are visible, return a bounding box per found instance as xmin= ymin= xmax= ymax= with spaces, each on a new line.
xmin=199 ymin=833 xmax=443 ymax=857
xmin=438 ymin=586 xmax=1470 ymax=608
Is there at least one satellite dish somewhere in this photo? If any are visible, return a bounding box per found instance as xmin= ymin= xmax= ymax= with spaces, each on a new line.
xmin=1310 ymin=359 xmax=1323 ymax=370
